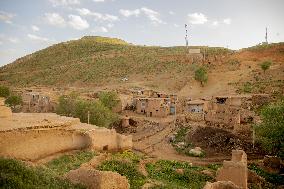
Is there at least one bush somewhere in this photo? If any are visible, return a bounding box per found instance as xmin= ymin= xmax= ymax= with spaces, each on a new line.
xmin=56 ymin=93 xmax=118 ymax=128
xmin=242 ymin=82 xmax=253 ymax=93
xmin=5 ymin=95 xmax=23 ymax=109
xmin=194 ymin=67 xmax=208 ymax=86
xmin=98 ymin=91 xmax=119 ymax=110
xmin=254 ymin=100 xmax=284 ymax=158
xmin=0 ymin=157 xmax=85 ymax=189
xmin=0 ymin=85 xmax=10 ymax=98
xmin=46 ymin=151 xmax=97 ymax=176
xmin=98 ymin=160 xmax=146 ymax=189
xmin=260 ymin=61 xmax=272 ymax=73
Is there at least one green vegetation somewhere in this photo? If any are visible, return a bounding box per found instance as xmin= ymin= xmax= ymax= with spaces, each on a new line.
xmin=0 ymin=157 xmax=85 ymax=189
xmin=194 ymin=67 xmax=208 ymax=86
xmin=248 ymin=163 xmax=284 ymax=185
xmin=146 ymin=160 xmax=212 ymax=188
xmin=98 ymin=151 xmax=212 ymax=189
xmin=98 ymin=91 xmax=119 ymax=110
xmin=46 ymin=151 xmax=97 ymax=176
xmin=260 ymin=61 xmax=272 ymax=73
xmin=56 ymin=92 xmax=118 ymax=128
xmin=170 ymin=127 xmax=205 ymax=157
xmin=0 ymin=85 xmax=10 ymax=97
xmin=5 ymin=95 xmax=23 ymax=109
xmin=242 ymin=82 xmax=253 ymax=93
xmin=98 ymin=151 xmax=146 ymax=189
xmin=0 ymin=36 xmax=232 ymax=87
xmin=254 ymin=100 xmax=284 ymax=158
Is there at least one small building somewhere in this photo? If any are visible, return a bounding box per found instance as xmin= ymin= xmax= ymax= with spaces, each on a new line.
xmin=134 ymin=97 xmax=171 ymax=117
xmin=187 ymin=100 xmax=205 ymax=113
xmin=22 ymin=92 xmax=55 ymax=113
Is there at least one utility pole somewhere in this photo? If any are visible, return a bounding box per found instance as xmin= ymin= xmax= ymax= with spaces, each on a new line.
xmin=87 ymin=111 xmax=90 ymax=124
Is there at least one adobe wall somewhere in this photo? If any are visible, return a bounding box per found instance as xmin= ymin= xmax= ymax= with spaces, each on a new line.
xmin=0 ymin=98 xmax=12 ymax=118
xmin=0 ymin=129 xmax=89 ymax=161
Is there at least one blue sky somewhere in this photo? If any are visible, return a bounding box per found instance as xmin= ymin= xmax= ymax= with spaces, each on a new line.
xmin=0 ymin=0 xmax=284 ymax=66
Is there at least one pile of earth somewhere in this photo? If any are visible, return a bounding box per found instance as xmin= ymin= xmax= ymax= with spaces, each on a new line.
xmin=186 ymin=127 xmax=265 ymax=157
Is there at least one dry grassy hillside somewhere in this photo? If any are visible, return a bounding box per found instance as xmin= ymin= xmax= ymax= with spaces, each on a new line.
xmin=0 ymin=36 xmax=283 ymax=97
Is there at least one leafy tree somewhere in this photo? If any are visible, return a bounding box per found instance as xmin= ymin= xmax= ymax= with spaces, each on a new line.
xmin=98 ymin=91 xmax=119 ymax=110
xmin=194 ymin=67 xmax=208 ymax=86
xmin=56 ymin=93 xmax=118 ymax=128
xmin=254 ymin=100 xmax=284 ymax=158
xmin=5 ymin=95 xmax=23 ymax=109
xmin=260 ymin=61 xmax=272 ymax=73
xmin=0 ymin=85 xmax=10 ymax=98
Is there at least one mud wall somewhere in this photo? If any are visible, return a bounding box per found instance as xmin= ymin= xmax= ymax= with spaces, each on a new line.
xmin=0 ymin=128 xmax=132 ymax=161
xmin=0 ymin=129 xmax=89 ymax=161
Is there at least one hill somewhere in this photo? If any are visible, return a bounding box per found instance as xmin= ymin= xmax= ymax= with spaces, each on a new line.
xmin=0 ymin=36 xmax=230 ymax=89
xmin=0 ymin=36 xmax=283 ymax=97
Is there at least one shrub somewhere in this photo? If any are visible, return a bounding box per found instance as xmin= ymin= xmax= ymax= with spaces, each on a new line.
xmin=0 ymin=85 xmax=10 ymax=98
xmin=56 ymin=93 xmax=118 ymax=128
xmin=242 ymin=82 xmax=253 ymax=93
xmin=4 ymin=95 xmax=23 ymax=109
xmin=46 ymin=151 xmax=97 ymax=176
xmin=254 ymin=100 xmax=284 ymax=158
xmin=98 ymin=160 xmax=146 ymax=189
xmin=194 ymin=67 xmax=208 ymax=86
xmin=0 ymin=157 xmax=85 ymax=189
xmin=98 ymin=91 xmax=119 ymax=110
xmin=260 ymin=61 xmax=272 ymax=73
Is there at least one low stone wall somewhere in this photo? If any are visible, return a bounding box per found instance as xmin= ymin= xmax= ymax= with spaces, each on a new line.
xmin=185 ymin=113 xmax=204 ymax=122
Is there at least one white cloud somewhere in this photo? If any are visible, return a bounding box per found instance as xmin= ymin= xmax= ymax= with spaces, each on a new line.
xmin=27 ymin=34 xmax=50 ymax=42
xmin=223 ymin=18 xmax=231 ymax=25
xmin=173 ymin=24 xmax=180 ymax=27
xmin=93 ymin=0 xmax=105 ymax=2
xmin=0 ymin=11 xmax=15 ymax=24
xmin=120 ymin=7 xmax=165 ymax=24
xmin=119 ymin=9 xmax=140 ymax=17
xmin=76 ymin=8 xmax=118 ymax=22
xmin=188 ymin=13 xmax=208 ymax=24
xmin=92 ymin=26 xmax=108 ymax=33
xmin=49 ymin=0 xmax=80 ymax=7
xmin=68 ymin=14 xmax=89 ymax=30
xmin=141 ymin=7 xmax=165 ymax=24
xmin=44 ymin=13 xmax=66 ymax=27
xmin=107 ymin=23 xmax=113 ymax=28
xmin=169 ymin=11 xmax=175 ymax=15
xmin=212 ymin=21 xmax=219 ymax=26
xmin=31 ymin=25 xmax=40 ymax=32
xmin=8 ymin=37 xmax=19 ymax=43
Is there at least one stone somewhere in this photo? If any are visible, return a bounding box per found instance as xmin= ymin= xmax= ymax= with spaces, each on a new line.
xmin=216 ymin=150 xmax=247 ymax=189
xmin=175 ymin=168 xmax=184 ymax=175
xmin=189 ymin=147 xmax=203 ymax=156
xmin=66 ymin=167 xmax=130 ymax=189
xmin=203 ymin=181 xmax=240 ymax=189
xmin=201 ymin=169 xmax=214 ymax=177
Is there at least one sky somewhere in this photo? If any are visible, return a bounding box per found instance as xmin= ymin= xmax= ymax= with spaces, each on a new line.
xmin=0 ymin=0 xmax=284 ymax=66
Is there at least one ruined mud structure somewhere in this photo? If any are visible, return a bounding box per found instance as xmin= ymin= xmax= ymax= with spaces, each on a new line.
xmin=205 ymin=150 xmax=248 ymax=189
xmin=0 ymin=99 xmax=132 ymax=161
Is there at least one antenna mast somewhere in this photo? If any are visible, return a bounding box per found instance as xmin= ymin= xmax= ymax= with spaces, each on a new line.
xmin=185 ymin=24 xmax=189 ymax=49
xmin=265 ymin=27 xmax=268 ymax=43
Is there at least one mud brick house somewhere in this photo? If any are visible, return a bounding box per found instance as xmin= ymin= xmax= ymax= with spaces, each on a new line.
xmin=22 ymin=92 xmax=55 ymax=113
xmin=134 ymin=98 xmax=171 ymax=117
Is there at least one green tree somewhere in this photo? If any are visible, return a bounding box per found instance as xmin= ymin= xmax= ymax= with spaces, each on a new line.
xmin=98 ymin=91 xmax=119 ymax=110
xmin=0 ymin=85 xmax=10 ymax=98
xmin=260 ymin=61 xmax=272 ymax=73
xmin=254 ymin=100 xmax=284 ymax=158
xmin=5 ymin=95 xmax=23 ymax=109
xmin=194 ymin=67 xmax=208 ymax=86
xmin=56 ymin=94 xmax=118 ymax=128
